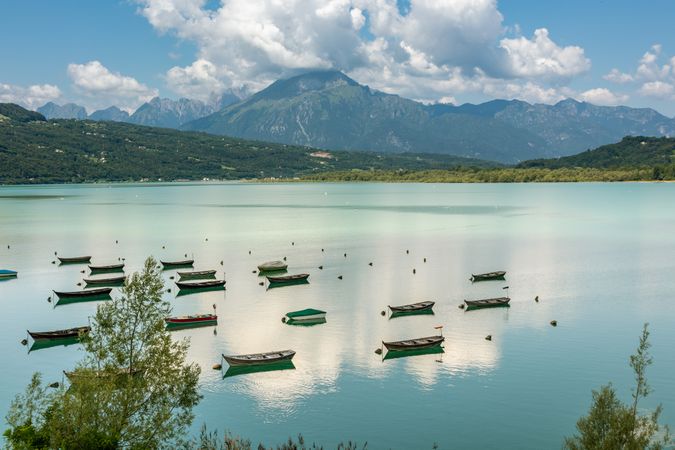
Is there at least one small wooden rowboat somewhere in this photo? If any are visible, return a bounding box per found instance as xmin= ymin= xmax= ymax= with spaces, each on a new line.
xmin=0 ymin=269 xmax=18 ymax=279
xmin=58 ymin=256 xmax=92 ymax=264
xmin=471 ymin=271 xmax=506 ymax=281
xmin=464 ymin=297 xmax=511 ymax=309
xmin=53 ymin=288 xmax=113 ymax=299
xmin=388 ymin=301 xmax=435 ymax=314
xmin=175 ymin=279 xmax=225 ymax=290
xmin=84 ymin=275 xmax=126 ymax=285
xmin=257 ymin=260 xmax=288 ymax=272
xmin=89 ymin=263 xmax=124 ymax=272
xmin=165 ymin=314 xmax=217 ymax=325
xmin=177 ymin=269 xmax=216 ymax=280
xmin=161 ymin=259 xmax=194 ymax=268
xmin=383 ymin=335 xmax=444 ymax=351
xmin=28 ymin=326 xmax=90 ymax=340
xmin=223 ymin=350 xmax=296 ymax=367
xmin=285 ymin=308 xmax=326 ymax=322
xmin=267 ymin=273 xmax=309 ymax=284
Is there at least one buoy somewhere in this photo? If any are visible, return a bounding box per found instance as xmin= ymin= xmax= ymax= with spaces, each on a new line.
xmin=212 ymin=364 xmax=222 ymax=370
xmin=252 ymin=270 xmax=257 ymax=273
xmin=485 ymin=335 xmax=492 ymax=341
xmin=406 ymin=249 xmax=409 ymax=254
xmin=80 ymin=270 xmax=85 ymax=273
xmin=122 ymin=258 xmax=125 ymax=261
xmin=535 ymin=295 xmax=539 ymax=302
xmin=259 ymin=281 xmax=264 ymax=286
xmin=248 ymin=250 xmax=251 ymax=254
xmin=344 ymin=253 xmax=347 ymax=258
xmin=318 ymin=265 xmax=323 ymax=270
xmin=51 ymin=261 xmax=55 ymax=264
xmin=550 ymin=320 xmax=558 ymax=326
xmin=48 ymin=382 xmax=60 ymax=389
xmin=20 ymin=339 xmax=28 ymax=346
xmin=458 ymin=304 xmax=465 ymax=309
xmin=281 ymin=317 xmax=287 ymax=323
xmin=167 ymin=288 xmax=172 ymax=293
xmin=374 ymin=348 xmax=382 ymax=355
xmin=205 ymin=238 xmax=208 ymax=242
xmin=321 ymin=248 xmax=324 ymax=252
xmin=115 ymin=240 xmax=118 ymax=244
xmin=184 ymin=253 xmax=187 ymax=258
xmin=162 ymin=246 xmax=165 ymax=249
xmin=338 ymin=275 xmax=343 ymax=280
xmin=54 ymin=251 xmax=57 ymax=255
xmin=380 ymin=311 xmax=386 ymax=316
xmin=220 ymin=261 xmax=223 ymax=265
xmin=169 ymin=276 xmax=174 ymax=280
xmin=424 ymin=258 xmax=427 ymax=263
xmin=413 ymin=269 xmax=416 ymax=274
xmin=369 ymin=262 xmax=373 ymax=266
xmin=283 ymin=256 xmax=287 ymax=261
xmin=77 ymin=282 xmax=82 ymax=286
xmin=291 ymin=242 xmax=294 ymax=246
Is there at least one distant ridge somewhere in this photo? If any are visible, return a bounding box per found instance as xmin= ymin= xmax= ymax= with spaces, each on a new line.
xmin=182 ymin=70 xmax=675 ymax=164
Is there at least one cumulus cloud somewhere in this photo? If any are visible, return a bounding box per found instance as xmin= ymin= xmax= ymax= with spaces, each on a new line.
xmin=135 ymin=0 xmax=591 ymax=105
xmin=0 ymin=83 xmax=62 ymax=110
xmin=67 ymin=60 xmax=158 ymax=111
xmin=639 ymin=80 xmax=674 ymax=98
xmin=578 ymin=88 xmax=629 ymax=106
xmin=602 ymin=44 xmax=675 ymax=102
xmin=499 ymin=28 xmax=590 ymax=79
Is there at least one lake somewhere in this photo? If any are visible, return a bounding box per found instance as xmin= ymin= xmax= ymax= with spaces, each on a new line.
xmin=1 ymin=182 xmax=674 ymax=449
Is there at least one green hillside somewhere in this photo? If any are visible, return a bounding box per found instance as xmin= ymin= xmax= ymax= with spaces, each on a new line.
xmin=0 ymin=103 xmax=493 ymax=184
xmin=518 ymin=136 xmax=675 ymax=169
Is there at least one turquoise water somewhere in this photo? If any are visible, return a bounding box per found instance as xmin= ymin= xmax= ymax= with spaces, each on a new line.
xmin=1 ymin=182 xmax=674 ymax=449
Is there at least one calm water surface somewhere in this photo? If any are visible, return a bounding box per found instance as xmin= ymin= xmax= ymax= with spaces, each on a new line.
xmin=1 ymin=182 xmax=674 ymax=449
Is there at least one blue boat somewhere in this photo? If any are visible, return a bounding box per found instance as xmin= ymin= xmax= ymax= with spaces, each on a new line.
xmin=0 ymin=269 xmax=18 ymax=279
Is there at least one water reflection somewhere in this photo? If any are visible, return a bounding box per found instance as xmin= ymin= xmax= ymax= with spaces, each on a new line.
xmin=382 ymin=346 xmax=445 ymax=361
xmin=223 ymin=361 xmax=296 ymax=379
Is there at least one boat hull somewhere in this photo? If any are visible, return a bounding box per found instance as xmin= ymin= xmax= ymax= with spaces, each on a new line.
xmin=165 ymin=315 xmax=217 ymax=325
xmin=464 ymin=297 xmax=511 ymax=309
xmin=257 ymin=261 xmax=288 ymax=272
xmin=89 ymin=264 xmax=124 ymax=273
xmin=54 ymin=288 xmax=113 ymax=298
xmin=58 ymin=256 xmax=92 ymax=264
xmin=0 ymin=270 xmax=18 ymax=278
xmin=383 ymin=335 xmax=444 ymax=351
xmin=177 ymin=270 xmax=216 ymax=280
xmin=28 ymin=327 xmax=90 ymax=340
xmin=267 ymin=274 xmax=310 ymax=284
xmin=223 ymin=350 xmax=296 ymax=367
xmin=471 ymin=271 xmax=506 ymax=282
xmin=161 ymin=260 xmax=194 ymax=268
xmin=388 ymin=301 xmax=435 ymax=314
xmin=84 ymin=276 xmax=126 ymax=286
xmin=175 ymin=280 xmax=225 ymax=290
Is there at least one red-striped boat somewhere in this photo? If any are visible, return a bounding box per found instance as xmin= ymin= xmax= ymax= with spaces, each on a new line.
xmin=164 ymin=314 xmax=217 ymax=325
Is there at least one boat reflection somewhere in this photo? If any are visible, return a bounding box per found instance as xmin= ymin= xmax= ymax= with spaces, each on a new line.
xmin=175 ymin=286 xmax=225 ymax=297
xmin=28 ymin=336 xmax=82 ymax=353
xmin=55 ymin=294 xmax=112 ymax=307
xmin=389 ymin=309 xmax=435 ymax=320
xmin=383 ymin=346 xmax=445 ymax=361
xmin=223 ymin=360 xmax=296 ymax=379
xmin=166 ymin=321 xmax=217 ymax=331
xmin=266 ymin=279 xmax=309 ymax=290
xmin=285 ymin=318 xmax=327 ymax=327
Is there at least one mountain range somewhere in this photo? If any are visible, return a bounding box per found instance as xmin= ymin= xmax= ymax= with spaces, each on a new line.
xmin=34 ymin=70 xmax=675 ymax=164
xmin=37 ymin=90 xmax=246 ymax=128
xmin=183 ymin=71 xmax=675 ymax=163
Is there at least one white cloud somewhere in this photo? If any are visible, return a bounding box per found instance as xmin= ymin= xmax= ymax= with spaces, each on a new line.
xmin=0 ymin=83 xmax=62 ymax=110
xmin=639 ymin=80 xmax=674 ymax=98
xmin=578 ymin=88 xmax=629 ymax=106
xmin=499 ymin=28 xmax=590 ymax=79
xmin=165 ymin=59 xmax=226 ymax=101
xmin=603 ymin=68 xmax=633 ymax=84
xmin=135 ymin=0 xmax=591 ymax=105
xmin=67 ymin=61 xmax=158 ymax=111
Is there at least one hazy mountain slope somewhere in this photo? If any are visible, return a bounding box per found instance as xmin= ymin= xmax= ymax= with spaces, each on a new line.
xmin=89 ymin=106 xmax=130 ymax=122
xmin=37 ymin=102 xmax=87 ymax=119
xmin=184 ymin=71 xmax=545 ymax=163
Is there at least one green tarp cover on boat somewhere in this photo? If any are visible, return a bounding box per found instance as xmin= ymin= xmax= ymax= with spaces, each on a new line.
xmin=286 ymin=308 xmax=326 ymax=318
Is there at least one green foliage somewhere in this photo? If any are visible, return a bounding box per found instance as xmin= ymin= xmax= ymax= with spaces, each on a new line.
xmin=0 ymin=103 xmax=492 ymax=185
xmin=0 ymin=103 xmax=45 ymax=123
xmin=301 ymin=166 xmax=671 ymax=183
xmin=4 ymin=257 xmax=201 ymax=449
xmin=519 ymin=136 xmax=675 ymax=169
xmin=564 ymin=324 xmax=671 ymax=450
xmin=192 ymin=425 xmax=368 ymax=450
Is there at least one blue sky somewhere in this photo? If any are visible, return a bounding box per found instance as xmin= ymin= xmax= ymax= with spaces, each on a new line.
xmin=1 ymin=0 xmax=674 ymax=115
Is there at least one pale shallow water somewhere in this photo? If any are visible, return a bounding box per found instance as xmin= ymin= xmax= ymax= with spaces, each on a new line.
xmin=1 ymin=182 xmax=674 ymax=449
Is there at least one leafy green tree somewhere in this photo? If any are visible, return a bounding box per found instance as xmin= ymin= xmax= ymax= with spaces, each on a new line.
xmin=564 ymin=324 xmax=671 ymax=450
xmin=4 ymin=257 xmax=201 ymax=449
